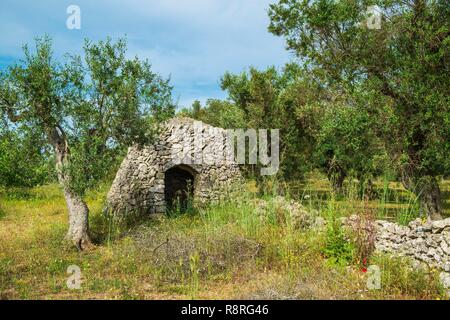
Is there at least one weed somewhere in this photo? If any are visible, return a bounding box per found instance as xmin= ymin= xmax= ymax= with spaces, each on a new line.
xmin=321 ymin=218 xmax=355 ymax=267
xmin=350 ymin=201 xmax=377 ymax=266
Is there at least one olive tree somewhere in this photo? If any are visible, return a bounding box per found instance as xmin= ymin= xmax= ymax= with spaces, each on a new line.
xmin=269 ymin=0 xmax=449 ymax=218
xmin=0 ymin=125 xmax=54 ymax=188
xmin=0 ymin=36 xmax=174 ymax=249
xmin=312 ymin=99 xmax=389 ymax=196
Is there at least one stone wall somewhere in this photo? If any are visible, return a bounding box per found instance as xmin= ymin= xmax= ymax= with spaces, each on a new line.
xmin=345 ymin=215 xmax=450 ymax=292
xmin=375 ymin=218 xmax=450 ymax=271
xmin=106 ymin=117 xmax=242 ymax=216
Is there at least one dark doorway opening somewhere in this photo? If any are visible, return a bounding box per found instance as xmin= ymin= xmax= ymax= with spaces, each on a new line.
xmin=164 ymin=165 xmax=195 ymax=213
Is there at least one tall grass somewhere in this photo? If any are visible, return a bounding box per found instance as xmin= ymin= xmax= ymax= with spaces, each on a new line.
xmin=0 ymin=176 xmax=447 ymax=300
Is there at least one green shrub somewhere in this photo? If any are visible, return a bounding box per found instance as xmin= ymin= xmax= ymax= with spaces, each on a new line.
xmin=0 ymin=131 xmax=55 ymax=188
xmin=321 ymin=219 xmax=355 ymax=267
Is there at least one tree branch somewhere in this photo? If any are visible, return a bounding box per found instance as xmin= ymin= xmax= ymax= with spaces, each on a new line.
xmin=0 ymin=97 xmax=28 ymax=122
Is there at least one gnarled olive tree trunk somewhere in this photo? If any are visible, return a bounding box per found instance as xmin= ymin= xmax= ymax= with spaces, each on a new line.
xmin=50 ymin=126 xmax=92 ymax=250
xmin=326 ymin=159 xmax=346 ymax=195
xmin=402 ymin=173 xmax=443 ymax=221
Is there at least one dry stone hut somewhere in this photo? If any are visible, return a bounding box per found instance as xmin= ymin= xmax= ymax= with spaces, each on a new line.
xmin=106 ymin=117 xmax=241 ymax=216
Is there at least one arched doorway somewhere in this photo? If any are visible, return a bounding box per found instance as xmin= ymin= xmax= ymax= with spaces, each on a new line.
xmin=164 ymin=165 xmax=195 ymax=213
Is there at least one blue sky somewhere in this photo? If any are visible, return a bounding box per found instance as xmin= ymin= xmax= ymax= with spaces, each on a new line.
xmin=0 ymin=0 xmax=292 ymax=108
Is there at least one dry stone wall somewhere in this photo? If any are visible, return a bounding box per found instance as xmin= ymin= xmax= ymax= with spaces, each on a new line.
xmin=375 ymin=217 xmax=450 ymax=292
xmin=345 ymin=215 xmax=450 ymax=292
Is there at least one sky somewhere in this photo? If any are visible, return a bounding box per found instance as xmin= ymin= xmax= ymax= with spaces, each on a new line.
xmin=0 ymin=0 xmax=292 ymax=108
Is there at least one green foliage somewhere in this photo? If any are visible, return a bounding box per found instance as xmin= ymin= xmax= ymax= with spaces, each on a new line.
xmin=1 ymin=179 xmax=447 ymax=299
xmin=0 ymin=36 xmax=175 ymax=195
xmin=166 ymin=193 xmax=197 ymax=219
xmin=314 ymin=99 xmax=389 ymax=189
xmin=216 ymin=64 xmax=325 ymax=179
xmin=204 ymin=62 xmax=390 ymax=190
xmin=0 ymin=128 xmax=55 ymax=187
xmin=269 ymin=0 xmax=450 ymax=214
xmin=322 ymin=218 xmax=355 ymax=266
xmin=220 ymin=64 xmax=305 ymax=130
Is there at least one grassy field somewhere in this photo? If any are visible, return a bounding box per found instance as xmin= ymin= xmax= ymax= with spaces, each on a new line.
xmin=0 ymin=176 xmax=449 ymax=300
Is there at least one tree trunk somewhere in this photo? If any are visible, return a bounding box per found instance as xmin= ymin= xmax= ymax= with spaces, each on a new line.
xmin=50 ymin=126 xmax=92 ymax=250
xmin=63 ymin=187 xmax=92 ymax=250
xmin=402 ymin=174 xmax=443 ymax=220
xmin=359 ymin=178 xmax=378 ymax=200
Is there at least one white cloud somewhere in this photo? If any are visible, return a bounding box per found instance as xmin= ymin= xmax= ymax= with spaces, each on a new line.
xmin=0 ymin=0 xmax=291 ymax=105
